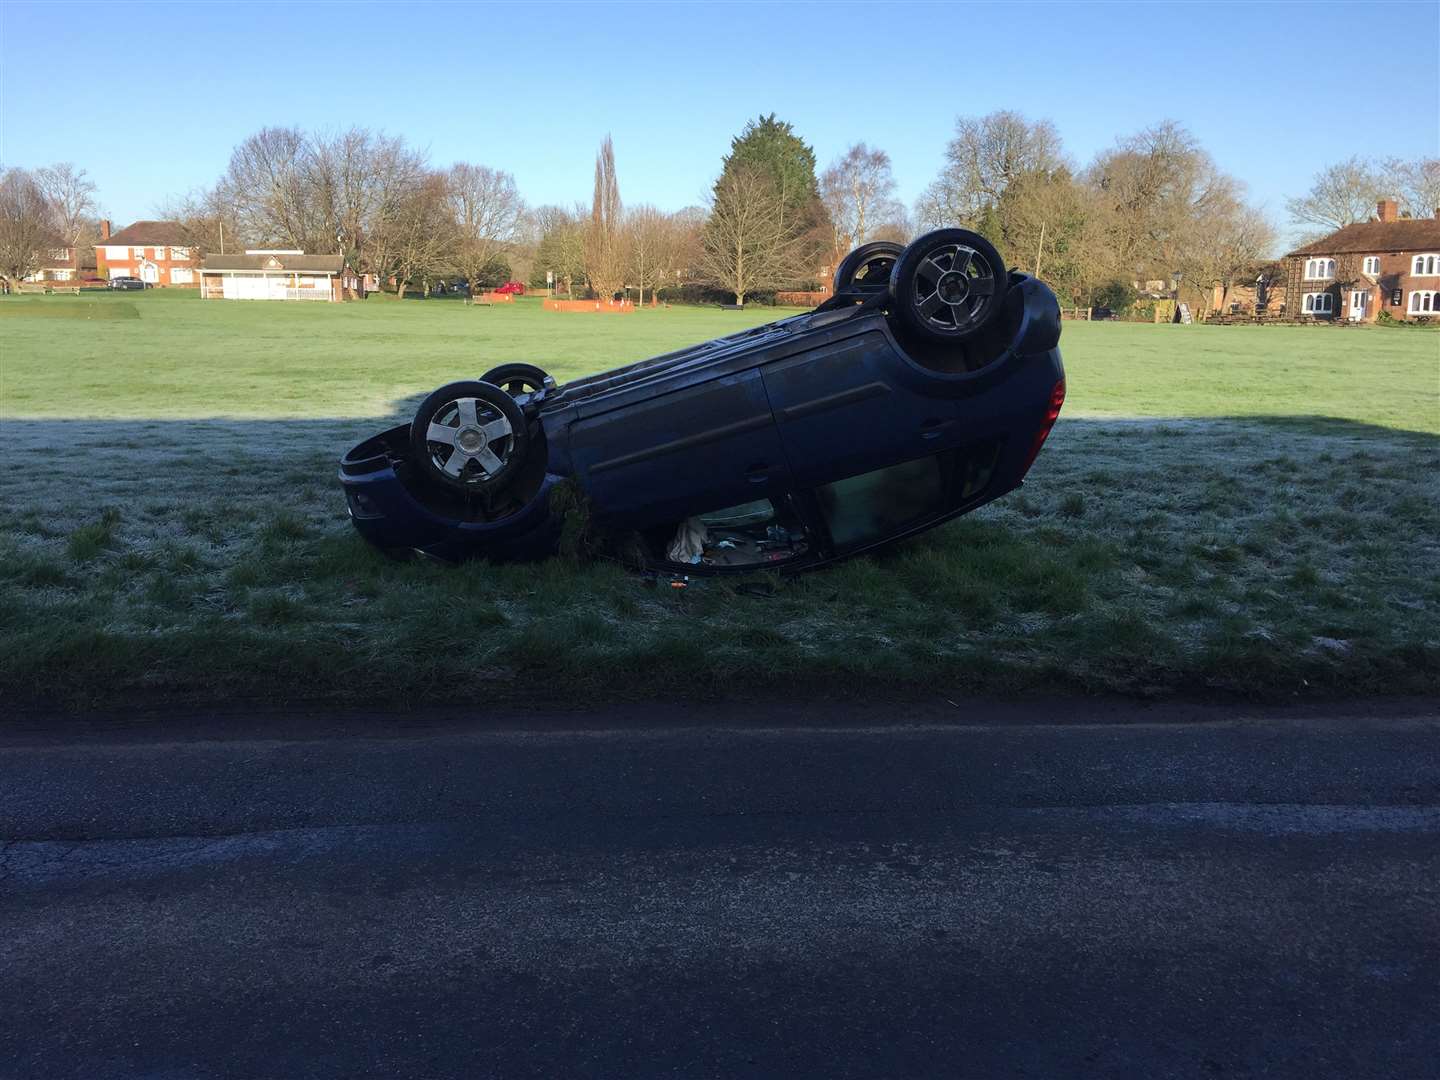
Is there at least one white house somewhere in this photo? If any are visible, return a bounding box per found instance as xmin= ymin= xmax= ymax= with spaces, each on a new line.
xmin=199 ymin=250 xmax=359 ymax=301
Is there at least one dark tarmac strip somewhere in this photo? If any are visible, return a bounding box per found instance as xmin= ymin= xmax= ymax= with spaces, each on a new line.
xmin=2 ymin=699 xmax=1437 ymax=1078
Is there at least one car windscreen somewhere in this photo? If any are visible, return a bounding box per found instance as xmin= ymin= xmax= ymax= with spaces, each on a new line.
xmin=815 ymin=443 xmax=1000 ymax=551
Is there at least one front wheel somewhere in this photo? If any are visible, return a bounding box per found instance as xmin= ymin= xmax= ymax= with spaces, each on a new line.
xmin=833 ymin=241 xmax=903 ymax=295
xmin=409 ymin=380 xmax=529 ymax=493
xmin=889 ymin=229 xmax=1007 ymax=344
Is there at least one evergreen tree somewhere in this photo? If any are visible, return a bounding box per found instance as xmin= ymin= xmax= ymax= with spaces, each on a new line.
xmin=717 ymin=114 xmax=822 ymax=222
xmin=711 ymin=114 xmax=830 ymax=277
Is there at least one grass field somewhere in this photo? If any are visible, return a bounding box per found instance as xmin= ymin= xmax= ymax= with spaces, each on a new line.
xmin=2 ymin=290 xmax=1437 ymax=706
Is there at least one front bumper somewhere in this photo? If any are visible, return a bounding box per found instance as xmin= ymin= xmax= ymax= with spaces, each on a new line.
xmin=339 ymin=424 xmax=563 ymax=562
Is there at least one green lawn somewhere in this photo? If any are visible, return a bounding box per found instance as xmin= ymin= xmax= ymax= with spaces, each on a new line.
xmin=2 ymin=290 xmax=1435 ymax=430
xmin=2 ymin=290 xmax=1437 ymax=706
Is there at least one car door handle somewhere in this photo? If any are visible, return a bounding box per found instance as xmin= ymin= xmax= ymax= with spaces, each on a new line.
xmin=920 ymin=417 xmax=953 ymax=439
xmin=745 ymin=463 xmax=772 ymax=483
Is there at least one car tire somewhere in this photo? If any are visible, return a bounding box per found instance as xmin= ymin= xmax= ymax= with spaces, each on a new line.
xmin=833 ymin=241 xmax=903 ymax=295
xmin=889 ymin=228 xmax=1007 ymax=344
xmin=480 ymin=363 xmax=554 ymax=397
xmin=410 ymin=380 xmax=529 ymax=494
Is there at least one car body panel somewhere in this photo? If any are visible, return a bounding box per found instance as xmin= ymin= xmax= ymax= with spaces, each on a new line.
xmin=566 ymin=368 xmax=789 ymax=529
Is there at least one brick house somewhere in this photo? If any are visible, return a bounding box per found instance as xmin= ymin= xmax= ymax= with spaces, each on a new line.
xmin=1283 ymin=200 xmax=1440 ymax=322
xmin=21 ymin=244 xmax=97 ymax=282
xmin=95 ymin=220 xmax=200 ymax=287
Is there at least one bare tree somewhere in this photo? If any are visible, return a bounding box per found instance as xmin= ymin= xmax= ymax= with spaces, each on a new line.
xmin=627 ymin=204 xmax=696 ymax=305
xmin=223 ymin=126 xmax=324 ymax=249
xmin=820 ymin=143 xmax=904 ymax=259
xmin=209 ymin=125 xmax=437 ymax=287
xmin=0 ymin=167 xmax=59 ymax=284
xmin=997 ymin=167 xmax=1109 ymax=301
xmin=1381 ymin=157 xmax=1440 ymax=218
xmin=448 ymin=163 xmax=525 ymax=291
xmin=1285 ymin=156 xmax=1386 ymax=234
xmin=916 ymin=111 xmax=1065 ymax=228
xmin=157 ymin=185 xmax=244 ymax=260
xmin=1087 ymin=121 xmax=1241 ymax=284
xmin=700 ymin=167 xmax=806 ymax=306
xmin=35 ymin=163 xmax=99 ymax=268
xmin=382 ymin=172 xmax=456 ymax=299
xmin=357 ymin=137 xmax=429 ymax=287
xmin=1176 ymin=202 xmax=1277 ymax=313
xmin=308 ymin=128 xmax=424 ymax=267
xmin=583 ymin=136 xmax=627 ymax=300
xmin=530 ymin=203 xmax=586 ymax=296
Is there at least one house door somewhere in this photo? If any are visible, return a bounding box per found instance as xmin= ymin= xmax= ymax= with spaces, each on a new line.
xmin=139 ymin=262 xmax=159 ymax=285
xmin=1349 ymin=291 xmax=1369 ymax=321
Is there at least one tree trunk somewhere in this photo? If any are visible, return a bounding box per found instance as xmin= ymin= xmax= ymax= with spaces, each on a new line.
xmin=735 ymin=291 xmax=745 ymax=307
xmin=397 ymin=280 xmax=408 ymax=300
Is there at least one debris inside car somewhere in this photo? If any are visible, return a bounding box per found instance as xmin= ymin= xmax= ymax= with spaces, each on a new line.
xmin=339 ymin=229 xmax=1066 ymax=574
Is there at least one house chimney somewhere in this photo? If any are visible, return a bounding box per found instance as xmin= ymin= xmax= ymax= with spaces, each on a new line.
xmin=100 ymin=219 xmax=111 ymax=240
xmin=1377 ymin=199 xmax=1398 ymax=223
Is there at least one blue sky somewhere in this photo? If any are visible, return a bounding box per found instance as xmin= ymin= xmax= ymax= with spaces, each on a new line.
xmin=3 ymin=0 xmax=1437 ymax=244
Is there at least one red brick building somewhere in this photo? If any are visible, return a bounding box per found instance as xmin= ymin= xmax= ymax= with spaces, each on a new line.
xmin=21 ymin=245 xmax=97 ymax=283
xmin=1283 ymin=200 xmax=1440 ymax=322
xmin=95 ymin=220 xmax=200 ymax=287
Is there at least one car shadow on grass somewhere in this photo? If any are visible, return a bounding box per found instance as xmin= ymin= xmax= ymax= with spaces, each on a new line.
xmin=0 ymin=413 xmax=1436 ymax=707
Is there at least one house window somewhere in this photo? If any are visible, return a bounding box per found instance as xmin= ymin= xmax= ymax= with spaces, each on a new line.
xmin=1303 ymin=258 xmax=1335 ymax=280
xmin=1412 ymin=254 xmax=1439 ymax=276
xmin=1391 ymin=288 xmax=1403 ymax=305
xmin=1362 ymin=256 xmax=1380 ymax=275
xmin=1302 ymin=292 xmax=1334 ymax=314
xmin=171 ymin=246 xmax=190 ymax=260
xmin=154 ymin=247 xmax=166 ymax=260
xmin=1407 ymin=290 xmax=1438 ymax=314
xmin=171 ymin=268 xmax=194 ymax=285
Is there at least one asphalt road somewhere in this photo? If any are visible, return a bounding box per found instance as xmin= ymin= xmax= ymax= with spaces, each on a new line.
xmin=2 ymin=698 xmax=1437 ymax=1079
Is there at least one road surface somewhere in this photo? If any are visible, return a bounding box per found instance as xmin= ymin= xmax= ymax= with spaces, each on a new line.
xmin=2 ymin=699 xmax=1437 ymax=1078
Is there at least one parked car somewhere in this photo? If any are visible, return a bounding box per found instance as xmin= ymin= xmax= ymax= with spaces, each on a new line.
xmin=339 ymin=229 xmax=1066 ymax=573
xmin=494 ymin=281 xmax=526 ymax=295
xmin=108 ymin=277 xmax=146 ymax=291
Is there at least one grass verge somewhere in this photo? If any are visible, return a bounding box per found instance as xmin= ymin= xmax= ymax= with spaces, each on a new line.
xmin=1 ymin=416 xmax=1435 ymax=707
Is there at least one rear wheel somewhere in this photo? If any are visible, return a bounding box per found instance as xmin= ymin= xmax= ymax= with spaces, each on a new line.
xmin=890 ymin=229 xmax=1006 ymax=344
xmin=480 ymin=363 xmax=554 ymax=398
xmin=410 ymin=380 xmax=529 ymax=493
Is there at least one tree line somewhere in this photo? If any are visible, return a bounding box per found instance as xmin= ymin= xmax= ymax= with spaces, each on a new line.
xmin=0 ymin=163 xmax=100 ymax=283
xmin=3 ymin=117 xmax=1436 ymax=308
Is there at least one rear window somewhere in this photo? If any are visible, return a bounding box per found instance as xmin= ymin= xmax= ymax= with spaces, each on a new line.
xmin=816 ymin=443 xmax=1000 ymax=550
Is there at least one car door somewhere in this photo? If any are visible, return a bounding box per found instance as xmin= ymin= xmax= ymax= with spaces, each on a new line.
xmin=566 ymin=369 xmax=790 ymax=529
xmin=760 ymin=326 xmax=966 ymax=489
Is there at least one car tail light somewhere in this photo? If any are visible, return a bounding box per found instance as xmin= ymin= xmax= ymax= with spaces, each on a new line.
xmin=1020 ymin=378 xmax=1066 ymax=475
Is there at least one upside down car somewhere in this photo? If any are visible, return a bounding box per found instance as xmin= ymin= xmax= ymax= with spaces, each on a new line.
xmin=339 ymin=228 xmax=1066 ymax=574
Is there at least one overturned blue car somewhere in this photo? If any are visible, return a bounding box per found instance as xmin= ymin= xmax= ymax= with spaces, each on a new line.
xmin=339 ymin=229 xmax=1066 ymax=574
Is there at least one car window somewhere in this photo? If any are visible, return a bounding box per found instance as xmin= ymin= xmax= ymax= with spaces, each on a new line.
xmin=664 ymin=497 xmax=810 ymax=568
xmin=816 ymin=444 xmax=1000 ymax=550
